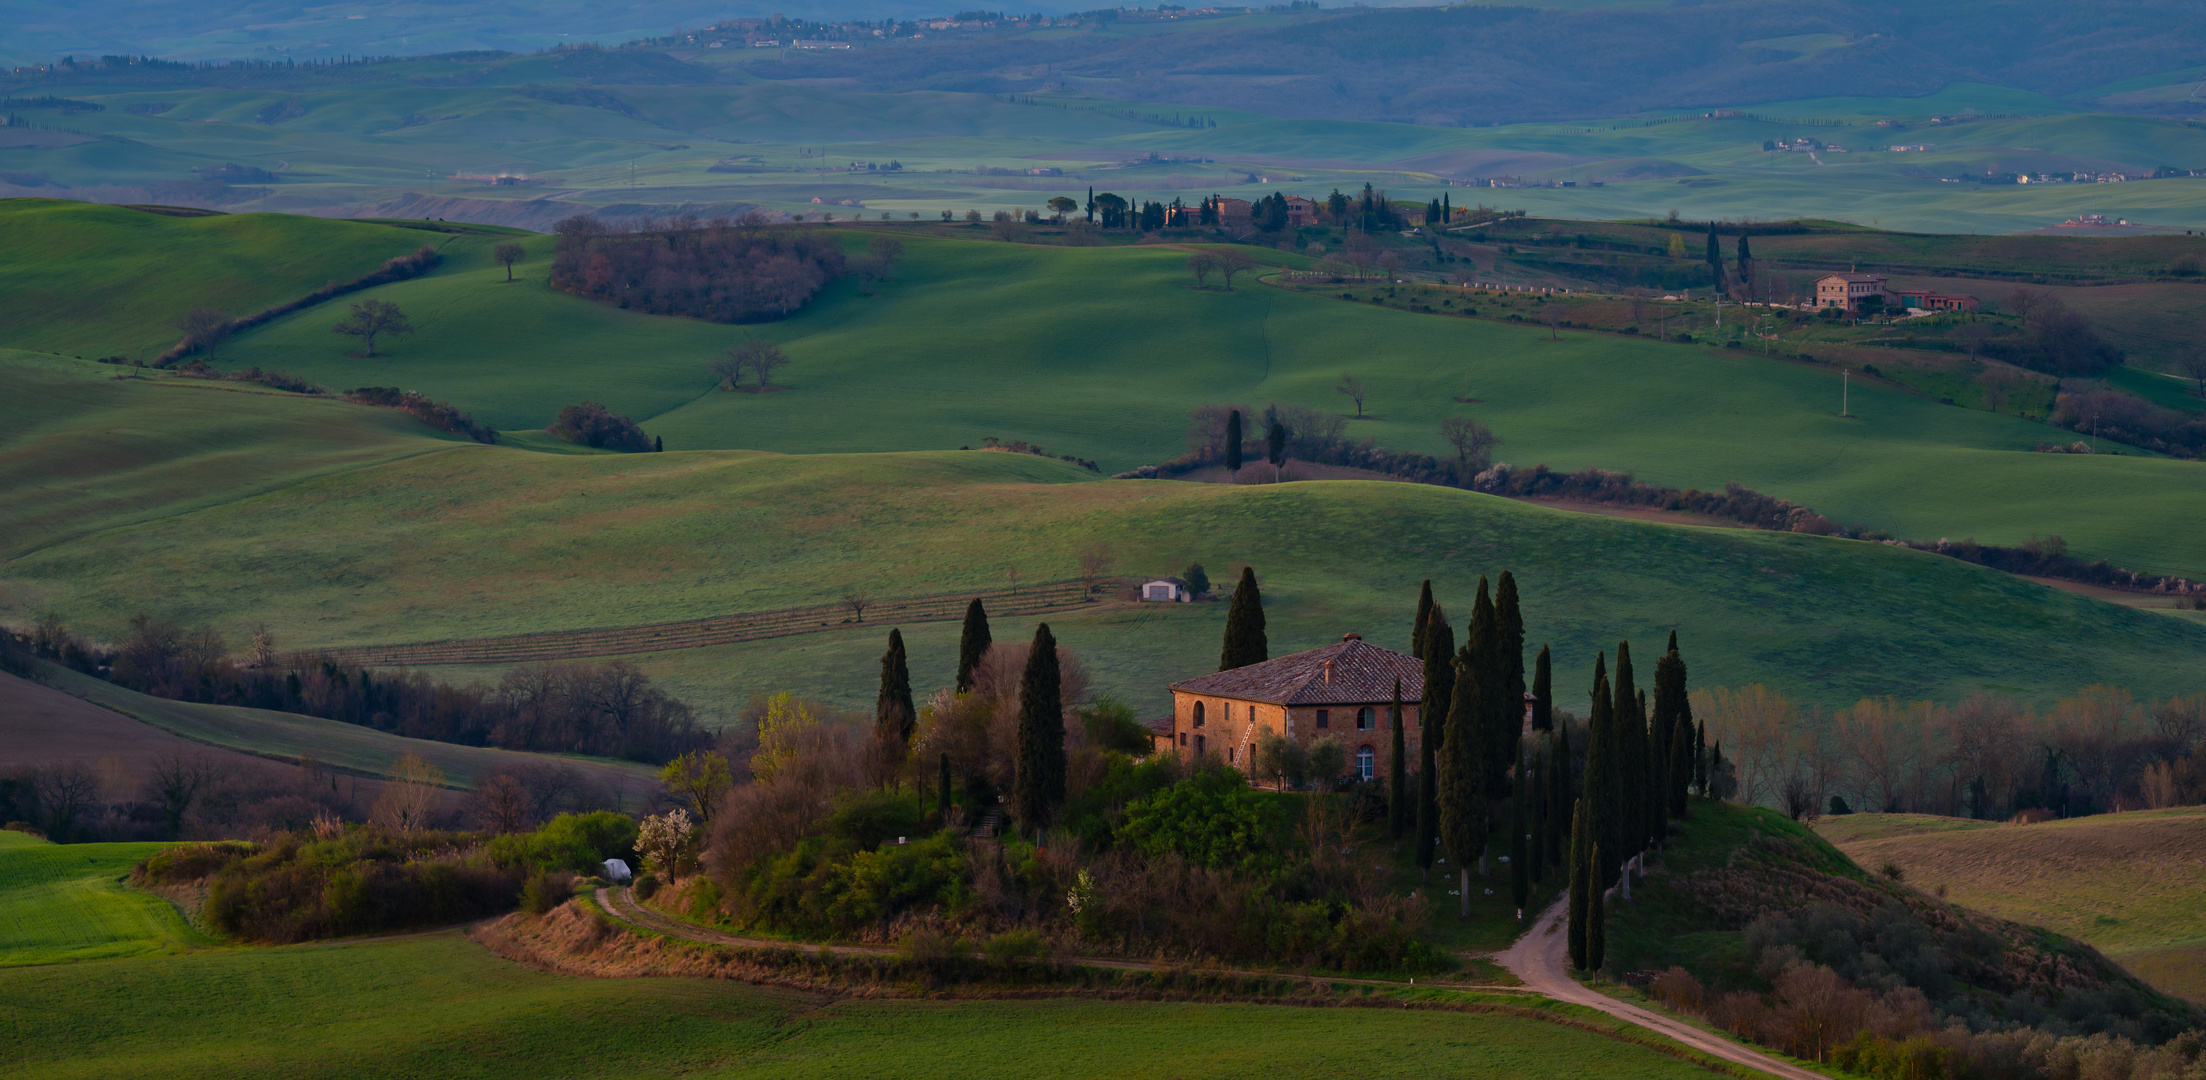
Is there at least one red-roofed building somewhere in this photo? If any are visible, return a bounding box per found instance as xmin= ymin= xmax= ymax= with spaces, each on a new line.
xmin=1165 ymin=634 xmax=1424 ymax=782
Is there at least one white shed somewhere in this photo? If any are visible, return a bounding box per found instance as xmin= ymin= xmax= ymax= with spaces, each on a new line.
xmin=601 ymin=858 xmax=633 ymax=882
xmin=1141 ymin=577 xmax=1189 ymax=602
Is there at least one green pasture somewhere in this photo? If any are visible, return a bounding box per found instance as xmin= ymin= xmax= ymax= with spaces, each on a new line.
xmin=0 ymin=349 xmax=457 ymax=561
xmin=0 ymin=831 xmax=211 ymax=967
xmin=0 ymin=930 xmax=1719 ymax=1079
xmin=29 ymin=666 xmax=661 ymax=793
xmin=12 ymin=427 xmax=2205 ymax=711
xmin=0 ymin=200 xmax=439 ymax=360
xmin=191 ymin=231 xmax=2206 ymax=578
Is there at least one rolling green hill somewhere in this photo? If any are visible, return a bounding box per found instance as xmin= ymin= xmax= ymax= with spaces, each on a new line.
xmin=6 ymin=377 xmax=2203 ymax=713
xmin=185 ymin=226 xmax=2206 ymax=580
xmin=0 ymin=200 xmax=444 ymax=360
xmin=0 ymin=830 xmax=211 ymax=967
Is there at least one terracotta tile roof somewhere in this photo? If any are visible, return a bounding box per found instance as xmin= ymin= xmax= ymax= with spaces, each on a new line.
xmin=1146 ymin=715 xmax=1175 ymax=736
xmin=1168 ymin=636 xmax=1423 ymax=706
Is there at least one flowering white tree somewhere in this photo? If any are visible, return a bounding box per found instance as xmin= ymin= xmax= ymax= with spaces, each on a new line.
xmin=637 ymin=808 xmax=695 ymax=877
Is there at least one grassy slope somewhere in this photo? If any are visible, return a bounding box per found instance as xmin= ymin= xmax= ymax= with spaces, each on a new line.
xmin=12 ymin=435 xmax=2206 ymax=712
xmin=1825 ymin=808 xmax=2206 ymax=1002
xmin=0 ymin=350 xmax=458 ymax=562
xmin=0 ymin=200 xmax=439 ymax=359
xmin=201 ymin=232 xmax=2206 ymax=579
xmin=0 ymin=930 xmax=1719 ymax=1080
xmin=30 ymin=665 xmax=661 ymax=793
xmin=0 ymin=831 xmax=211 ymax=967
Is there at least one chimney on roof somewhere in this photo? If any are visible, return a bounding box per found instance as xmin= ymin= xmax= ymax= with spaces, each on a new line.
xmin=1342 ymin=632 xmax=1361 ymax=641
xmin=1323 ymin=660 xmax=1333 ymax=683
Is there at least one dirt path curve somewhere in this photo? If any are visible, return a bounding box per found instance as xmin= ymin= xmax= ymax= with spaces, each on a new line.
xmin=1496 ymin=894 xmax=1823 ymax=1080
xmin=592 ymin=886 xmax=1534 ymax=993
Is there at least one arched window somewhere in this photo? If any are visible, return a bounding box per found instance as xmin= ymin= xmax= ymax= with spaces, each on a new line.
xmin=1193 ymin=701 xmax=1205 ymax=728
xmin=1356 ymin=745 xmax=1376 ymax=781
xmin=1356 ymin=706 xmax=1375 ymax=730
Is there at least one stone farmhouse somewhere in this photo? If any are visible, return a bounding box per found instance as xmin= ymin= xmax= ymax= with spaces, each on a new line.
xmin=1161 ymin=634 xmax=1424 ymax=782
xmin=1815 ymin=272 xmax=1978 ymax=313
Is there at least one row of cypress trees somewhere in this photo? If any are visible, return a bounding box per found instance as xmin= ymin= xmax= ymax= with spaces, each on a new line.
xmin=1566 ymin=631 xmax=1708 ymax=975
xmin=871 ymin=598 xmax=1070 ymax=837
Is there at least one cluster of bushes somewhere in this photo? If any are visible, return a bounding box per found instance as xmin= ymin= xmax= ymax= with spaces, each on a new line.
xmin=698 ymin=654 xmax=1444 ymax=973
xmin=1614 ymin=813 xmax=2203 ymax=1079
xmin=20 ymin=614 xmax=709 ymax=764
xmin=155 ymin=245 xmax=442 ymax=365
xmin=343 ymin=386 xmax=498 ymax=443
xmin=2050 ymin=389 xmax=2205 ymax=460
xmin=1898 ymin=535 xmax=2205 ymax=601
xmin=550 ymin=214 xmax=846 ymax=323
xmin=1471 ymin=464 xmax=1844 ymax=535
xmin=547 ymin=401 xmax=653 ymax=452
xmin=132 ymin=811 xmax=637 ymax=942
xmin=1982 ymin=290 xmax=2123 ymax=378
xmin=171 ymin=360 xmax=325 ymax=394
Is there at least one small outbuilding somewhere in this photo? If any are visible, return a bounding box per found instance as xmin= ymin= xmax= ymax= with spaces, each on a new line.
xmin=1141 ymin=577 xmax=1191 ymax=602
xmin=601 ymin=858 xmax=633 ymax=882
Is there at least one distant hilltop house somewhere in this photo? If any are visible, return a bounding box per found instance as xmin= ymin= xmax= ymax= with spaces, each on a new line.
xmin=1141 ymin=577 xmax=1192 ymax=602
xmin=1814 ymin=272 xmax=1977 ymax=313
xmin=1163 ymin=634 xmax=1424 ymax=782
xmin=1283 ymin=195 xmax=1318 ymax=227
xmin=1215 ymin=197 xmax=1253 ymax=225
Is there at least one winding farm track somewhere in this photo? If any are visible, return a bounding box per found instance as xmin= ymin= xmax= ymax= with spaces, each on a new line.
xmin=592 ymin=885 xmax=1813 ymax=1078
xmin=1496 ymin=893 xmax=1824 ymax=1080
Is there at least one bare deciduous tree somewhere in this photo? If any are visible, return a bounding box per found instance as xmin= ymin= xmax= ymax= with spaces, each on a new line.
xmin=709 ymin=353 xmax=744 ymax=390
xmin=841 ymin=590 xmax=873 ymax=622
xmin=2005 ymin=286 xmax=2046 ymax=331
xmin=1077 ymin=545 xmax=1111 ymax=594
xmin=726 ymin=338 xmax=791 ymax=391
xmin=1954 ymin=320 xmax=1997 ymax=362
xmin=1438 ymin=414 xmax=1498 ymax=469
xmin=493 ymin=242 xmax=525 ymax=282
xmin=1335 ymin=373 xmax=1367 ymax=417
xmin=1544 ymin=302 xmax=1563 ymax=340
xmin=147 ymin=755 xmax=209 ymax=839
xmin=370 ymin=752 xmax=445 ymax=835
xmin=1214 ymin=249 xmax=1257 ymax=291
xmin=468 ymin=772 xmax=533 ymax=833
xmin=1187 ymin=252 xmax=1217 ymax=289
xmin=331 ymin=299 xmax=414 ymax=357
xmin=176 ymin=307 xmax=232 ymax=353
xmin=2178 ymin=350 xmax=2206 ymax=397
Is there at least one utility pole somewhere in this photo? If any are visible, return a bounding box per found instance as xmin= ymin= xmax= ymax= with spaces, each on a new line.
xmin=1843 ymin=369 xmax=1850 ymax=417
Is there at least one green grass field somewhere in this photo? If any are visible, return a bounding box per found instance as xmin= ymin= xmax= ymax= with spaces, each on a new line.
xmin=0 ymin=831 xmax=211 ymax=967
xmin=185 ymin=228 xmax=2206 ymax=580
xmin=1823 ymin=808 xmax=2206 ymax=1003
xmin=0 ymin=929 xmax=1721 ymax=1079
xmin=28 ymin=665 xmax=660 ymax=793
xmin=0 ymin=200 xmax=446 ymax=360
xmin=12 ymin=423 xmax=2206 ymax=713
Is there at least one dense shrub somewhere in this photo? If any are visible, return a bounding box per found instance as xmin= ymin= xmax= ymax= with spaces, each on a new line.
xmin=2050 ymin=389 xmax=2205 ymax=459
xmin=343 ymin=386 xmax=497 ymax=443
xmin=550 ymin=215 xmax=846 ymax=323
xmin=547 ymin=401 xmax=651 ymax=451
xmin=1117 ymin=765 xmax=1282 ymax=875
xmin=155 ymin=245 xmax=442 ymax=366
xmin=136 ymin=813 xmax=638 ymax=942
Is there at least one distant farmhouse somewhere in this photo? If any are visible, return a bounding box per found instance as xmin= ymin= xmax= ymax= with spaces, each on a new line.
xmin=1162 ymin=634 xmax=1423 ymax=782
xmin=1814 ymin=273 xmax=1978 ymax=313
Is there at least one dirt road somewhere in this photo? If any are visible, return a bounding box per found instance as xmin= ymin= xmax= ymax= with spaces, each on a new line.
xmin=1496 ymin=894 xmax=1824 ymax=1080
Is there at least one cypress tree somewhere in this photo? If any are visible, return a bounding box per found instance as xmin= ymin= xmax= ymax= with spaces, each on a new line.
xmin=1584 ymin=652 xmax=1617 ymax=889
xmin=1441 ymin=191 xmax=1451 ymax=225
xmin=1426 ymin=198 xmax=1442 ymax=229
xmin=1531 ymin=644 xmax=1552 ymax=730
xmin=1226 ymin=409 xmax=1243 ymax=473
xmin=1417 ymin=606 xmax=1453 ymax=873
xmin=1566 ymin=796 xmax=1589 ymax=971
xmin=1438 ymin=656 xmax=1484 ymax=915
xmin=1546 ymin=727 xmax=1571 ymax=871
xmin=1411 ymin=579 xmax=1434 ymax=661
xmin=1267 ymin=420 xmax=1286 ymax=481
xmin=1218 ymin=566 xmax=1267 ymax=670
xmin=1013 ymin=623 xmax=1066 ymax=831
xmin=1510 ymin=743 xmax=1529 ymax=916
xmin=1528 ymin=738 xmax=1547 ymax=886
xmin=1587 ymin=843 xmax=1607 ymax=975
xmin=1670 ymin=714 xmax=1695 ymax=819
xmin=1736 ymin=234 xmax=1754 ymax=295
xmin=1710 ymin=741 xmax=1726 ymax=802
xmin=1389 ymin=678 xmax=1408 ymax=840
xmin=876 ymin=628 xmax=917 ymax=748
xmin=955 ymin=598 xmax=991 ymax=694
xmin=1611 ymin=641 xmax=1642 ymax=866
xmin=654 ymin=435 xmax=663 ymax=452
xmin=1496 ymin=570 xmax=1526 ymax=720
xmin=1706 ymin=223 xmax=1726 ymax=294
xmin=1694 ymin=719 xmax=1708 ymax=794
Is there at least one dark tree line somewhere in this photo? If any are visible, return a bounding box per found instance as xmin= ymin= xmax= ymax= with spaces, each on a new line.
xmin=550 ymin=214 xmax=846 ymax=323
